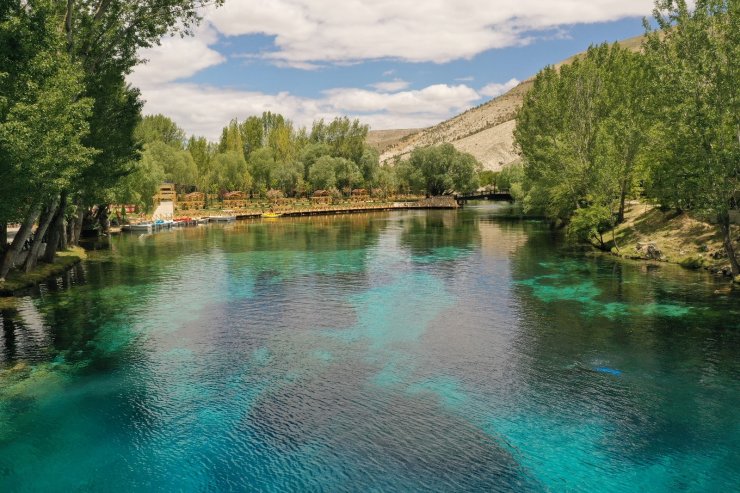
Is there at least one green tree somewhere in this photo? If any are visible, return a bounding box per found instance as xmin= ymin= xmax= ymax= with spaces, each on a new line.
xmin=211 ymin=151 xmax=251 ymax=193
xmin=643 ymin=0 xmax=739 ymax=274
xmin=300 ymin=142 xmax=332 ymax=181
xmin=0 ymin=0 xmax=94 ymax=278
xmin=515 ymin=43 xmax=650 ymax=226
xmin=142 ymin=141 xmax=197 ymax=187
xmin=249 ymin=147 xmax=276 ymax=193
xmin=359 ymin=147 xmax=380 ymax=188
xmin=272 ymin=160 xmax=305 ymax=197
xmin=135 ymin=114 xmax=186 ymax=148
xmin=408 ymin=144 xmax=480 ymax=196
xmin=308 ymin=156 xmax=338 ymax=191
xmin=219 ymin=118 xmax=244 ymax=153
xmin=334 ymin=157 xmax=363 ymax=194
xmin=239 ymin=116 xmax=263 ymax=158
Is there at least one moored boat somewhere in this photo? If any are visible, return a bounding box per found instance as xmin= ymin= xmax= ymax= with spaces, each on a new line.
xmin=125 ymin=222 xmax=153 ymax=232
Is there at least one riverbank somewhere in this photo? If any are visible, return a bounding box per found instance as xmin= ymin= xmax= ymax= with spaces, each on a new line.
xmin=595 ymin=202 xmax=740 ymax=283
xmin=0 ymin=247 xmax=86 ymax=296
xmin=128 ymin=197 xmax=459 ymax=224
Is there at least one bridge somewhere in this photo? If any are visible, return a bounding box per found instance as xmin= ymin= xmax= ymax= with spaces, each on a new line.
xmin=454 ymin=190 xmax=513 ymax=203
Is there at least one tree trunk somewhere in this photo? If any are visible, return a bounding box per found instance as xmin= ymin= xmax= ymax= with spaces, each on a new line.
xmin=43 ymin=192 xmax=67 ymax=263
xmin=617 ymin=179 xmax=628 ymax=224
xmin=98 ymin=204 xmax=110 ymax=234
xmin=718 ymin=211 xmax=739 ymax=277
xmin=24 ymin=198 xmax=59 ymax=273
xmin=0 ymin=223 xmax=6 ymax=252
xmin=59 ymin=212 xmax=68 ymax=251
xmin=0 ymin=204 xmax=41 ymax=280
xmin=71 ymin=207 xmax=84 ymax=245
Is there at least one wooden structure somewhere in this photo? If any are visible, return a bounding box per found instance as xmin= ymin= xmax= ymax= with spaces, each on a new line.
xmin=178 ymin=192 xmax=205 ymax=210
xmin=351 ymin=189 xmax=370 ymax=201
xmin=223 ymin=191 xmax=248 ymax=209
xmin=311 ymin=190 xmax=331 ymax=204
xmin=154 ymin=183 xmax=177 ymax=206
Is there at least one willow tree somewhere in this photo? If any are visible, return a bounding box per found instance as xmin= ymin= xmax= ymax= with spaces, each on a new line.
xmin=0 ymin=0 xmax=94 ymax=279
xmin=408 ymin=144 xmax=480 ymax=196
xmin=644 ymin=0 xmax=739 ymax=275
xmin=515 ymin=43 xmax=651 ymax=225
xmin=49 ymin=0 xmax=222 ymax=254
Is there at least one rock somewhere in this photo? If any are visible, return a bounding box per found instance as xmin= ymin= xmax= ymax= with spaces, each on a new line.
xmin=646 ymin=244 xmax=663 ymax=260
xmin=711 ymin=249 xmax=728 ymax=260
xmin=699 ymin=244 xmax=709 ymax=252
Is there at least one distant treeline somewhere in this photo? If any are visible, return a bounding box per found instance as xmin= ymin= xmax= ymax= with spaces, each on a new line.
xmin=124 ymin=112 xmax=482 ymax=209
xmin=504 ymin=0 xmax=738 ymax=275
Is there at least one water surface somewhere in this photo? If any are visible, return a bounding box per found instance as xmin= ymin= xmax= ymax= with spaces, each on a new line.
xmin=1 ymin=205 xmax=738 ymax=491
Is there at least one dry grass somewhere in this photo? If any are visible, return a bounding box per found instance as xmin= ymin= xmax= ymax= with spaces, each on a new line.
xmin=610 ymin=203 xmax=738 ymax=273
xmin=366 ymin=129 xmax=421 ymax=153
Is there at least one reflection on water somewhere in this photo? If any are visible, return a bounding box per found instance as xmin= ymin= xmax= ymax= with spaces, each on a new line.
xmin=0 ymin=206 xmax=738 ymax=491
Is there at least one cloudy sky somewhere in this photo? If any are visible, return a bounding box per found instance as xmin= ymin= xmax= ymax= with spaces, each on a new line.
xmin=127 ymin=0 xmax=655 ymax=139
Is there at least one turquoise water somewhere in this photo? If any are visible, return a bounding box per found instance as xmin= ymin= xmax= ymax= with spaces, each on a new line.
xmin=1 ymin=205 xmax=738 ymax=491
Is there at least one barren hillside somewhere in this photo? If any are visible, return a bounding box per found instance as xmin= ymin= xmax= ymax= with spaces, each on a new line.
xmin=366 ymin=129 xmax=420 ymax=153
xmin=378 ymin=34 xmax=645 ymax=171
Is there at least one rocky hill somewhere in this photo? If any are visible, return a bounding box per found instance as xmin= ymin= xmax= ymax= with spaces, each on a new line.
xmin=376 ymin=34 xmax=645 ymax=171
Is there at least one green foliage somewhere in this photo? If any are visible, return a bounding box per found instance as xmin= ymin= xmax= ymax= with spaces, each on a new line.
xmin=359 ymin=147 xmax=380 ymax=188
xmin=143 ymin=141 xmax=197 ymax=186
xmin=642 ymin=0 xmax=738 ymax=218
xmin=219 ymin=119 xmax=244 ymax=154
xmin=515 ymin=42 xmax=651 ymax=222
xmin=0 ymin=0 xmax=95 ymax=222
xmin=211 ymin=151 xmax=251 ymax=193
xmin=308 ymin=156 xmax=338 ymax=191
xmin=567 ymin=205 xmax=615 ymax=247
xmin=310 ymin=117 xmax=369 ymax=164
xmin=249 ymin=147 xmax=276 ymax=192
xmin=239 ymin=116 xmax=263 ymax=158
xmin=478 ymin=170 xmax=497 ymax=187
xmin=497 ymin=163 xmax=524 ymax=191
xmin=407 ymin=144 xmax=480 ymax=196
xmin=272 ymin=160 xmax=304 ymax=197
xmin=135 ymin=114 xmax=186 ymax=148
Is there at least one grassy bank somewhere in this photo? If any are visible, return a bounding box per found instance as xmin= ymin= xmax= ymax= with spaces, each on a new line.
xmin=598 ymin=202 xmax=739 ymax=283
xmin=0 ymin=247 xmax=86 ymax=296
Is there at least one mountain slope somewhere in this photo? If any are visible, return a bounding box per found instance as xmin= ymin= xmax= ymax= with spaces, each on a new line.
xmin=378 ymin=34 xmax=644 ymax=171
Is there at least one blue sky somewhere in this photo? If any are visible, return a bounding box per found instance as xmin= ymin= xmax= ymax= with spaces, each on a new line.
xmin=127 ymin=1 xmax=655 ymax=139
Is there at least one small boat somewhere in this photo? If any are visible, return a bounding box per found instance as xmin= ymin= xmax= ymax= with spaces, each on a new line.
xmin=197 ymin=217 xmax=210 ymax=225
xmin=261 ymin=212 xmax=283 ymax=218
xmin=154 ymin=219 xmax=174 ymax=228
xmin=211 ymin=215 xmax=236 ymax=222
xmin=126 ymin=222 xmax=153 ymax=232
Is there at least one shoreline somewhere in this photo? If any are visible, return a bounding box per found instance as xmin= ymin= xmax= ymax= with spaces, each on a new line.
xmin=0 ymin=247 xmax=86 ymax=297
xmin=587 ymin=203 xmax=740 ymax=285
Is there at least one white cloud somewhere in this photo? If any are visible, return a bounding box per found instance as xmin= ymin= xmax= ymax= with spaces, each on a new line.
xmin=128 ymin=24 xmax=225 ymax=86
xmin=126 ymin=0 xmax=655 ymax=139
xmin=135 ymin=81 xmax=481 ymax=139
xmin=207 ymin=0 xmax=652 ymax=66
xmin=370 ymin=79 xmax=411 ymax=92
xmin=479 ymin=78 xmax=520 ymax=98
